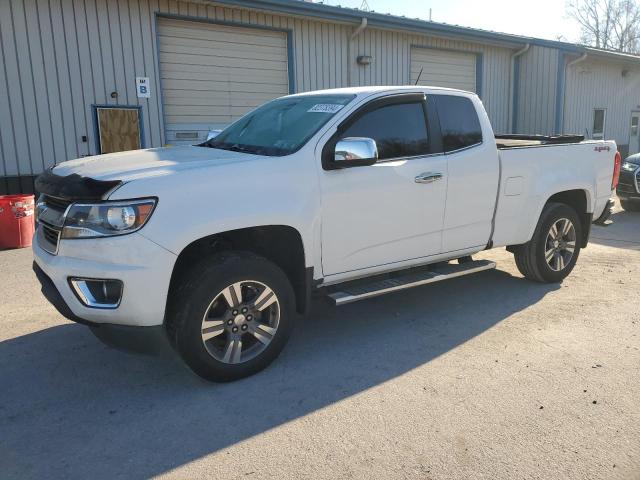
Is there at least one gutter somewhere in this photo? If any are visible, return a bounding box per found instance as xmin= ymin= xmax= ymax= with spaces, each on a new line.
xmin=509 ymin=43 xmax=530 ymax=133
xmin=348 ymin=17 xmax=368 ymax=87
xmin=567 ymin=52 xmax=588 ymax=68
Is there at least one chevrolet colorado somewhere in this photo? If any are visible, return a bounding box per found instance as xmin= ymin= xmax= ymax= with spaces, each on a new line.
xmin=32 ymin=86 xmax=620 ymax=382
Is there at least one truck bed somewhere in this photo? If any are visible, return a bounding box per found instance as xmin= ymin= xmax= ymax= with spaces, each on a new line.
xmin=491 ymin=139 xmax=616 ymax=249
xmin=495 ymin=134 xmax=585 ymax=149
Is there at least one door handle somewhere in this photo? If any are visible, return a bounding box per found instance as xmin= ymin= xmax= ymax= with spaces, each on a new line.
xmin=415 ymin=172 xmax=443 ymax=184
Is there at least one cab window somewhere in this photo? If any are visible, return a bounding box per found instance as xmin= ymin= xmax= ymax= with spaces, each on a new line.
xmin=433 ymin=95 xmax=483 ymax=152
xmin=339 ymin=101 xmax=430 ymax=160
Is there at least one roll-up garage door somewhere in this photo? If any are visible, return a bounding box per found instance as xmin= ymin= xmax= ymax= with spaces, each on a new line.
xmin=157 ymin=18 xmax=290 ymax=145
xmin=410 ymin=47 xmax=476 ymax=93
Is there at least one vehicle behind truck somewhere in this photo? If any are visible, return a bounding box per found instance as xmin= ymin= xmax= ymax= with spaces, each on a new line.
xmin=32 ymin=86 xmax=620 ymax=382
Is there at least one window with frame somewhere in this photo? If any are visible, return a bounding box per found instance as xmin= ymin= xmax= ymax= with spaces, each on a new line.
xmin=339 ymin=101 xmax=430 ymax=160
xmin=432 ymin=95 xmax=483 ymax=152
xmin=593 ymin=109 xmax=606 ymax=140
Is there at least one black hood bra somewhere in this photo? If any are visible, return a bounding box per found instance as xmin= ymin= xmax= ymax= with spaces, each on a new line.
xmin=35 ymin=169 xmax=122 ymax=200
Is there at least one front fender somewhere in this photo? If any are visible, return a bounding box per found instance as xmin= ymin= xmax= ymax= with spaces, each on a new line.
xmin=109 ymin=155 xmax=320 ymax=268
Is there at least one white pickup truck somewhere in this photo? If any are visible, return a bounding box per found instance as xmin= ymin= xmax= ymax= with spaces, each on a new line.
xmin=33 ymin=86 xmax=620 ymax=382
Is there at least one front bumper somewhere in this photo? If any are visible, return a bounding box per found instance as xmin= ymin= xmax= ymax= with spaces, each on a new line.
xmin=617 ymin=166 xmax=640 ymax=199
xmin=32 ymin=229 xmax=177 ymax=327
xmin=32 ymin=261 xmax=170 ymax=354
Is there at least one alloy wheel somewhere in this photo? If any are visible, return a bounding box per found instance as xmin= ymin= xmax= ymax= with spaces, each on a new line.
xmin=544 ymin=218 xmax=576 ymax=272
xmin=200 ymin=280 xmax=280 ymax=364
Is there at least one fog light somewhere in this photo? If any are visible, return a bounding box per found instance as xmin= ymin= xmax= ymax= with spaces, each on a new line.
xmin=69 ymin=278 xmax=123 ymax=308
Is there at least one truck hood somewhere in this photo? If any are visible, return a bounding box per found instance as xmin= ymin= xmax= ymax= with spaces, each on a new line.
xmin=51 ymin=146 xmax=259 ymax=182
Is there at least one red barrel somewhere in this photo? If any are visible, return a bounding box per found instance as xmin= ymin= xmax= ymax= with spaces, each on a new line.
xmin=0 ymin=194 xmax=35 ymax=249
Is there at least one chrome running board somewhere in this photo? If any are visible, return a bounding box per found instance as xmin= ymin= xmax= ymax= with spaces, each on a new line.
xmin=326 ymin=259 xmax=497 ymax=306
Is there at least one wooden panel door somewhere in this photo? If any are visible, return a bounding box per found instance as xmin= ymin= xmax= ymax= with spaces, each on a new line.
xmin=96 ymin=107 xmax=141 ymax=154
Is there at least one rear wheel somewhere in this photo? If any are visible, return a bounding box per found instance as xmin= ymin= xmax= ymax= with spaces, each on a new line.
xmin=167 ymin=252 xmax=295 ymax=382
xmin=512 ymin=202 xmax=582 ymax=283
xmin=620 ymin=198 xmax=640 ymax=212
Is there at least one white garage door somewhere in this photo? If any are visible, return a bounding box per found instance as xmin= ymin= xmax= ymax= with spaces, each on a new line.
xmin=410 ymin=47 xmax=476 ymax=93
xmin=157 ymin=18 xmax=290 ymax=145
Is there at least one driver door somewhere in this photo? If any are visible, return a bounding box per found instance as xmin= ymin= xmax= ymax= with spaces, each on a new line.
xmin=319 ymin=94 xmax=448 ymax=277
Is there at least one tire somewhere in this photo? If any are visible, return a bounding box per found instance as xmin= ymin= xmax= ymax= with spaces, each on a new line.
xmin=620 ymin=198 xmax=640 ymax=212
xmin=166 ymin=251 xmax=295 ymax=382
xmin=512 ymin=202 xmax=582 ymax=283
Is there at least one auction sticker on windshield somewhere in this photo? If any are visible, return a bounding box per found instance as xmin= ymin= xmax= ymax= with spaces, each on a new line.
xmin=308 ymin=104 xmax=345 ymax=113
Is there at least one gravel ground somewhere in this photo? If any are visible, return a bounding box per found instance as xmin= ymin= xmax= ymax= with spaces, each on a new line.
xmin=1 ymin=203 xmax=639 ymax=480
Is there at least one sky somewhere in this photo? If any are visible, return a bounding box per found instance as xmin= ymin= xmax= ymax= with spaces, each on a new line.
xmin=319 ymin=0 xmax=583 ymax=43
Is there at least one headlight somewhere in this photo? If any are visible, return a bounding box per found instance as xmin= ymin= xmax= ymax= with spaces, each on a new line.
xmin=61 ymin=198 xmax=156 ymax=239
xmin=622 ymin=161 xmax=638 ymax=171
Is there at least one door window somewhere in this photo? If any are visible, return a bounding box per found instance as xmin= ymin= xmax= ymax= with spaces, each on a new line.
xmin=339 ymin=102 xmax=430 ymax=160
xmin=593 ymin=109 xmax=606 ymax=140
xmin=432 ymin=95 xmax=483 ymax=152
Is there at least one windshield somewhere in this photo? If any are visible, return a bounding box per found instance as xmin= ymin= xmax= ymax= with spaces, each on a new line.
xmin=202 ymin=94 xmax=355 ymax=156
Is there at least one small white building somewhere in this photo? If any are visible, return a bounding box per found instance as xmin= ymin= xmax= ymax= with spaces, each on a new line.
xmin=1 ymin=0 xmax=639 ymax=194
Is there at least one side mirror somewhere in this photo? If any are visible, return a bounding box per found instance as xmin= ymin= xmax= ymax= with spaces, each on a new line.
xmin=333 ymin=137 xmax=378 ymax=167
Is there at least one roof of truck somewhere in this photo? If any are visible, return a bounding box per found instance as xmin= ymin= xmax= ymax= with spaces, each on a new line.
xmin=288 ymin=85 xmax=475 ymax=97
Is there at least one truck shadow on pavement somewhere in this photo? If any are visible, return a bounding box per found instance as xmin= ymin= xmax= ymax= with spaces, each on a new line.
xmin=1 ymin=269 xmax=558 ymax=479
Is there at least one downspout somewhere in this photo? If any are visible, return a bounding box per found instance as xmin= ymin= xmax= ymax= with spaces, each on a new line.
xmin=561 ymin=52 xmax=588 ymax=135
xmin=509 ymin=43 xmax=530 ymax=133
xmin=347 ymin=17 xmax=368 ymax=87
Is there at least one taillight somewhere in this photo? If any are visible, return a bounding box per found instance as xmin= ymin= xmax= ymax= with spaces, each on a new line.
xmin=612 ymin=151 xmax=622 ymax=189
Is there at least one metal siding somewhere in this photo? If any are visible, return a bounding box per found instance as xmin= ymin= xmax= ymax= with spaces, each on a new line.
xmin=516 ymin=45 xmax=558 ymax=135
xmin=0 ymin=0 xmax=518 ymax=178
xmin=0 ymin=0 xmax=31 ymax=177
xmin=564 ymin=59 xmax=640 ymax=148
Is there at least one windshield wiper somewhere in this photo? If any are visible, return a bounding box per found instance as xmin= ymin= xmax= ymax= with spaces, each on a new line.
xmin=209 ymin=143 xmax=266 ymax=155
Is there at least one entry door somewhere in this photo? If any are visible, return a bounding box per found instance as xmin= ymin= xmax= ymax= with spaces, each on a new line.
xmin=320 ymin=96 xmax=447 ymax=276
xmin=629 ymin=112 xmax=640 ymax=156
xmin=96 ymin=107 xmax=141 ymax=154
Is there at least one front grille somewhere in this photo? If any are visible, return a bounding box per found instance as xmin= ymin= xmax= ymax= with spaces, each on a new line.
xmin=37 ymin=195 xmax=72 ymax=255
xmin=43 ymin=195 xmax=72 ymax=212
xmin=39 ymin=223 xmax=61 ymax=254
xmin=619 ymin=167 xmax=640 ymax=194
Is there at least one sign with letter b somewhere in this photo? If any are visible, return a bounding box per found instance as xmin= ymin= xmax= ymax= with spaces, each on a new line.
xmin=136 ymin=77 xmax=150 ymax=98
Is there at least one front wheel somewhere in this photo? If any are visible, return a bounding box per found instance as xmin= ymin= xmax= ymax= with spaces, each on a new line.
xmin=167 ymin=252 xmax=295 ymax=382
xmin=512 ymin=202 xmax=582 ymax=283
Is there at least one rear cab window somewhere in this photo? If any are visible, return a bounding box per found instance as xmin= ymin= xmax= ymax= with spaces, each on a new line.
xmin=432 ymin=95 xmax=483 ymax=152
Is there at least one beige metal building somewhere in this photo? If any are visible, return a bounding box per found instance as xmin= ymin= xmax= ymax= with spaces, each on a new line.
xmin=1 ymin=0 xmax=640 ymax=194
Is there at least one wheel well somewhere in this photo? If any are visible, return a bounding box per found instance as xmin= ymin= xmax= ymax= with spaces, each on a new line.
xmin=545 ymin=189 xmax=591 ymax=247
xmin=167 ymin=226 xmax=310 ymax=316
